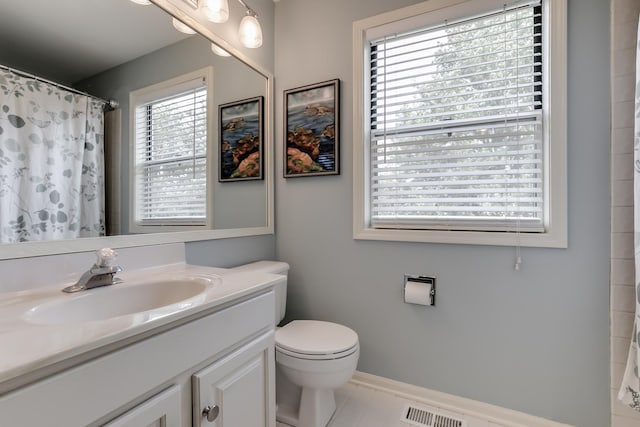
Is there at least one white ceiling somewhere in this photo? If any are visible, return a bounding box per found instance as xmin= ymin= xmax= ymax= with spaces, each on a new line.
xmin=0 ymin=0 xmax=190 ymax=84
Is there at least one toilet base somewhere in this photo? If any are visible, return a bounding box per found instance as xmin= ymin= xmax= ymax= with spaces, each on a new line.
xmin=299 ymin=387 xmax=337 ymax=427
xmin=276 ymin=387 xmax=336 ymax=427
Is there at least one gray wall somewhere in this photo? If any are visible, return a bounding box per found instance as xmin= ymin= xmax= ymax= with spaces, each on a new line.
xmin=273 ymin=1 xmax=610 ymax=426
xmin=185 ymin=234 xmax=275 ymax=267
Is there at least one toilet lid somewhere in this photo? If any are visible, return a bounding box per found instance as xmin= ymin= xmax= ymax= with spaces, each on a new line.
xmin=275 ymin=320 xmax=358 ymax=355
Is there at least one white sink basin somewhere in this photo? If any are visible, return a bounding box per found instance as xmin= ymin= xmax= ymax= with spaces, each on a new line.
xmin=24 ymin=277 xmax=217 ymax=325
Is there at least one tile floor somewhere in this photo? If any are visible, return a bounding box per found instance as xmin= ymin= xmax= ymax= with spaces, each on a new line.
xmin=276 ymin=381 xmax=505 ymax=427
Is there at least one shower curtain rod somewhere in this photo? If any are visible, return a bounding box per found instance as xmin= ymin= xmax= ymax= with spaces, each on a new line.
xmin=0 ymin=64 xmax=119 ymax=109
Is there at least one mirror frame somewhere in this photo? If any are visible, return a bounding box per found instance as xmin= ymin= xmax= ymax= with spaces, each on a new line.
xmin=0 ymin=0 xmax=274 ymax=260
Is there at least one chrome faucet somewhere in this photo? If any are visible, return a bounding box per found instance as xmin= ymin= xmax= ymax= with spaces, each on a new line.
xmin=63 ymin=248 xmax=123 ymax=293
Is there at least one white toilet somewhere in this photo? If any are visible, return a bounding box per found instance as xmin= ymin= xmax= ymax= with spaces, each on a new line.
xmin=232 ymin=261 xmax=359 ymax=427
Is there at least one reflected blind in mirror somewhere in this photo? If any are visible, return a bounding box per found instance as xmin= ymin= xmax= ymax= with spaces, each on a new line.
xmin=134 ymin=77 xmax=207 ymax=225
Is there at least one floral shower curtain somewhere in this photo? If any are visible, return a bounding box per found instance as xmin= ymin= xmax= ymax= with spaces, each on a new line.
xmin=0 ymin=68 xmax=105 ymax=242
xmin=619 ymin=18 xmax=640 ymax=411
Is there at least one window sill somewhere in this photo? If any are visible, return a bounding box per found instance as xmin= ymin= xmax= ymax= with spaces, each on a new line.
xmin=128 ymin=224 xmax=210 ymax=234
xmin=353 ymin=226 xmax=567 ymax=248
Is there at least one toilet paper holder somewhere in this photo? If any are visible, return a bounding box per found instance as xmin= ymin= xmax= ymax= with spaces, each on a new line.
xmin=403 ymin=275 xmax=436 ymax=306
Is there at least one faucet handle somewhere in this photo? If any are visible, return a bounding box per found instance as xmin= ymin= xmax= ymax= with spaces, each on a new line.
xmin=96 ymin=248 xmax=118 ymax=268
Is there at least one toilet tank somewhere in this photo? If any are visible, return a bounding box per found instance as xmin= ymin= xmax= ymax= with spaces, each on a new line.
xmin=231 ymin=261 xmax=289 ymax=324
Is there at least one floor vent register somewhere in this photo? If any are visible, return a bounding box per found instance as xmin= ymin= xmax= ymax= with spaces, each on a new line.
xmin=401 ymin=404 xmax=467 ymax=427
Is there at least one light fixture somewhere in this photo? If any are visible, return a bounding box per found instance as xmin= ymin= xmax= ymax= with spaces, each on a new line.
xmin=172 ymin=17 xmax=196 ymax=34
xmin=129 ymin=0 xmax=151 ymax=4
xmin=164 ymin=0 xmax=263 ymax=50
xmin=202 ymin=0 xmax=229 ymax=23
xmin=237 ymin=2 xmax=262 ymax=48
xmin=211 ymin=43 xmax=231 ymax=57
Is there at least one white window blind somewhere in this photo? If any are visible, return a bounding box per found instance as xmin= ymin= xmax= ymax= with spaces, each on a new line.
xmin=134 ymin=79 xmax=207 ymax=225
xmin=369 ymin=0 xmax=544 ymax=232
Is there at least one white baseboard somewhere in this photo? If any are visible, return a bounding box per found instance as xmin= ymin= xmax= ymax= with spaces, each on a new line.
xmin=350 ymin=371 xmax=574 ymax=427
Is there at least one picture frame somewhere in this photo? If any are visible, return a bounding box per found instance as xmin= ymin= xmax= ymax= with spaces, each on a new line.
xmin=284 ymin=79 xmax=340 ymax=178
xmin=219 ymin=96 xmax=264 ymax=182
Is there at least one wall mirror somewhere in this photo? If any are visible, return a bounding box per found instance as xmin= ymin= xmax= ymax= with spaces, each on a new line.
xmin=0 ymin=0 xmax=273 ymax=259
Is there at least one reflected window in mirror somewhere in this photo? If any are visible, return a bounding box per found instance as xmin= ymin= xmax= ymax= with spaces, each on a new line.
xmin=129 ymin=67 xmax=214 ymax=233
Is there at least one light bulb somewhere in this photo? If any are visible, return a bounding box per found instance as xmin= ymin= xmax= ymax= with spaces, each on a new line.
xmin=211 ymin=43 xmax=231 ymax=57
xmin=202 ymin=0 xmax=229 ymax=23
xmin=238 ymin=12 xmax=263 ymax=48
xmin=172 ymin=17 xmax=196 ymax=35
xmin=130 ymin=0 xmax=151 ymax=5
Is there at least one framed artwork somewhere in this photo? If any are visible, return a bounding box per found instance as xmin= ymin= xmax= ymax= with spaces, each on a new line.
xmin=219 ymin=96 xmax=263 ymax=182
xmin=284 ymin=79 xmax=340 ymax=178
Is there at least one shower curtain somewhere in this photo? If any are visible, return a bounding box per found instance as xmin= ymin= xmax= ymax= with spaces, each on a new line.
xmin=619 ymin=18 xmax=640 ymax=411
xmin=0 ymin=68 xmax=105 ymax=242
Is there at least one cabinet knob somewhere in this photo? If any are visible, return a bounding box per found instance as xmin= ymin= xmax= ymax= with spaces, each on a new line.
xmin=202 ymin=404 xmax=220 ymax=422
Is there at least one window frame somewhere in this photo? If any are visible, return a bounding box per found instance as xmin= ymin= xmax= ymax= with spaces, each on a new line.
xmin=352 ymin=0 xmax=567 ymax=248
xmin=128 ymin=67 xmax=214 ymax=234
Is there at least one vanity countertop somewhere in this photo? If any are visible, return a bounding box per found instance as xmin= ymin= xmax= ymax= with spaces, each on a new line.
xmin=0 ymin=263 xmax=282 ymax=394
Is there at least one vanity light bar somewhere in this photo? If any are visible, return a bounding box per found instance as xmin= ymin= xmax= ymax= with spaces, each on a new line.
xmin=131 ymin=0 xmax=263 ymax=49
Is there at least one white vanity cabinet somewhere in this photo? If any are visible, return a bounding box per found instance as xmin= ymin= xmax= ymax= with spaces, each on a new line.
xmin=0 ymin=290 xmax=276 ymax=427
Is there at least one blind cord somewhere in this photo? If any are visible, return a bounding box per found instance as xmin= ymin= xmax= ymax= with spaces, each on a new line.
xmin=382 ymin=36 xmax=396 ymax=225
xmin=503 ymin=4 xmax=523 ymax=271
xmin=192 ymin=89 xmax=197 ymax=179
xmin=514 ymin=5 xmax=523 ymax=271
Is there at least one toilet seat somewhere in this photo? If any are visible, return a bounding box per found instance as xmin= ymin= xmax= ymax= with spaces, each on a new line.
xmin=276 ymin=320 xmax=359 ymax=360
xmin=276 ymin=343 xmax=359 ymax=360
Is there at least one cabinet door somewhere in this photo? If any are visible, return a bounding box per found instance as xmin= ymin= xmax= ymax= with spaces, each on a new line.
xmin=192 ymin=331 xmax=275 ymax=427
xmin=103 ymin=385 xmax=181 ymax=427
